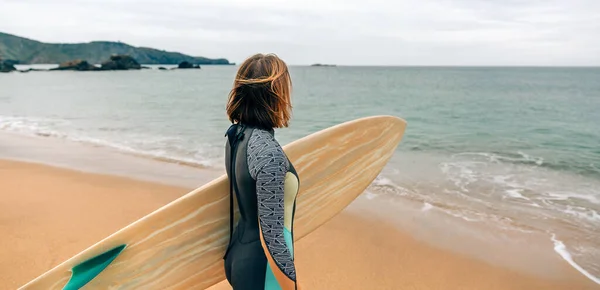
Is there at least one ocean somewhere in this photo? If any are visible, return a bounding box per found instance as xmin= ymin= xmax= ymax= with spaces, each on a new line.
xmin=1 ymin=65 xmax=599 ymax=283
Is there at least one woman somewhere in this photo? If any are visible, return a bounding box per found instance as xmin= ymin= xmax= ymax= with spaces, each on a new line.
xmin=223 ymin=53 xmax=301 ymax=290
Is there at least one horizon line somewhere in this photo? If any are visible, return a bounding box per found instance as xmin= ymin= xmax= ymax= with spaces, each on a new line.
xmin=14 ymin=63 xmax=600 ymax=68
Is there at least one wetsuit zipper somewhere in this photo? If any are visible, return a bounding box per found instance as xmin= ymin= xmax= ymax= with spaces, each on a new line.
xmin=223 ymin=124 xmax=245 ymax=259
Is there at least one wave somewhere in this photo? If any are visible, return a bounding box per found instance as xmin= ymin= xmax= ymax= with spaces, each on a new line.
xmin=452 ymin=151 xmax=600 ymax=179
xmin=369 ymin=172 xmax=600 ymax=284
xmin=551 ymin=234 xmax=600 ymax=284
xmin=405 ymin=148 xmax=600 ymax=179
xmin=544 ymin=191 xmax=600 ymax=205
xmin=367 ymin=150 xmax=600 ymax=283
xmin=0 ymin=116 xmax=70 ymax=138
xmin=70 ymin=136 xmax=216 ymax=168
xmin=0 ymin=115 xmax=219 ymax=169
xmin=504 ymin=189 xmax=530 ymax=201
xmin=562 ymin=206 xmax=600 ymax=224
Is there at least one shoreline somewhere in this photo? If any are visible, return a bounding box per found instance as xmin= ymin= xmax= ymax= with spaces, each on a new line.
xmin=0 ymin=158 xmax=597 ymax=289
xmin=0 ymin=131 xmax=223 ymax=188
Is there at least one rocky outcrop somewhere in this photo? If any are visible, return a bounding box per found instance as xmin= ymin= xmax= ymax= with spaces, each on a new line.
xmin=51 ymin=60 xmax=99 ymax=71
xmin=178 ymin=61 xmax=200 ymax=69
xmin=0 ymin=60 xmax=16 ymax=73
xmin=19 ymin=68 xmax=48 ymax=73
xmin=49 ymin=55 xmax=141 ymax=71
xmin=100 ymin=55 xmax=141 ymax=70
xmin=3 ymin=59 xmax=19 ymax=66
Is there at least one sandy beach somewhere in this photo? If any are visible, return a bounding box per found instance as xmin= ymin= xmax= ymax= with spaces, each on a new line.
xmin=1 ymin=158 xmax=597 ymax=290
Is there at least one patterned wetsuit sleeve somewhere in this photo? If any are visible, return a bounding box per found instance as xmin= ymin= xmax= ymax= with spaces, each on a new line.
xmin=247 ymin=130 xmax=297 ymax=284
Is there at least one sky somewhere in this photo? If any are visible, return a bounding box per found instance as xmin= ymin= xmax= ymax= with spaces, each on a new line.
xmin=1 ymin=0 xmax=599 ymax=66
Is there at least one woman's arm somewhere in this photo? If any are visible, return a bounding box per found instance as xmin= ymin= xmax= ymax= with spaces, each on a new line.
xmin=248 ymin=130 xmax=298 ymax=289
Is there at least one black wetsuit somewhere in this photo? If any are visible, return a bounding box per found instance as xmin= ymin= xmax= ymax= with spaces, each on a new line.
xmin=223 ymin=124 xmax=300 ymax=290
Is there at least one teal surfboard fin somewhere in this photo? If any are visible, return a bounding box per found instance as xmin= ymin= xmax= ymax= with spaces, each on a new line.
xmin=62 ymin=244 xmax=126 ymax=290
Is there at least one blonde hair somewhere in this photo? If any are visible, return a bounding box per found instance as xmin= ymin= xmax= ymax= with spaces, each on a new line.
xmin=226 ymin=53 xmax=292 ymax=129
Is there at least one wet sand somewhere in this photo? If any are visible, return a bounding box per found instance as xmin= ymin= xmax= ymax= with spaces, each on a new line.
xmin=1 ymin=159 xmax=597 ymax=289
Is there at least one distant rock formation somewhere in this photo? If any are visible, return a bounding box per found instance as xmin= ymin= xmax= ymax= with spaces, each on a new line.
xmin=3 ymin=59 xmax=19 ymax=66
xmin=311 ymin=63 xmax=336 ymax=67
xmin=101 ymin=55 xmax=141 ymax=70
xmin=178 ymin=61 xmax=201 ymax=69
xmin=51 ymin=60 xmax=99 ymax=71
xmin=0 ymin=31 xmax=232 ymax=65
xmin=4 ymin=55 xmax=210 ymax=73
xmin=43 ymin=55 xmax=141 ymax=71
xmin=19 ymin=68 xmax=47 ymax=73
xmin=0 ymin=59 xmax=16 ymax=73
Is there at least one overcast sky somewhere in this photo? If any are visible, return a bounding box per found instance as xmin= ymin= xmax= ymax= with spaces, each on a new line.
xmin=1 ymin=0 xmax=599 ymax=66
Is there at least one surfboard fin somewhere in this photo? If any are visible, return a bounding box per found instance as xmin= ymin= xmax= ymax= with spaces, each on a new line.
xmin=62 ymin=244 xmax=126 ymax=290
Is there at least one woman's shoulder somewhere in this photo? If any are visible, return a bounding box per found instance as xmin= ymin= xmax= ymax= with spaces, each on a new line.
xmin=246 ymin=128 xmax=282 ymax=153
xmin=246 ymin=128 xmax=288 ymax=177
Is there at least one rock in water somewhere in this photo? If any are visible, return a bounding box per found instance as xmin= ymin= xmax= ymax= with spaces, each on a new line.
xmin=3 ymin=59 xmax=19 ymax=66
xmin=51 ymin=60 xmax=99 ymax=71
xmin=19 ymin=68 xmax=48 ymax=73
xmin=100 ymin=55 xmax=141 ymax=70
xmin=178 ymin=61 xmax=193 ymax=68
xmin=178 ymin=61 xmax=201 ymax=69
xmin=0 ymin=60 xmax=17 ymax=73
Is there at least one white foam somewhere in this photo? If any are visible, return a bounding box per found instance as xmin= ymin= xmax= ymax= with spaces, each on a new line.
xmin=453 ymin=152 xmax=499 ymax=163
xmin=551 ymin=234 xmax=600 ymax=285
xmin=442 ymin=189 xmax=493 ymax=207
xmin=439 ymin=161 xmax=481 ymax=192
xmin=436 ymin=207 xmax=480 ymax=222
xmin=70 ymin=136 xmax=215 ymax=168
xmin=0 ymin=115 xmax=218 ymax=168
xmin=421 ymin=202 xmax=433 ymax=211
xmin=546 ymin=191 xmax=600 ymax=205
xmin=505 ymin=189 xmax=530 ymax=200
xmin=364 ymin=191 xmax=377 ymax=200
xmin=563 ymin=206 xmax=600 ymax=224
xmin=453 ymin=151 xmax=544 ymax=167
xmin=373 ymin=176 xmax=397 ymax=187
xmin=516 ymin=151 xmax=544 ymax=166
xmin=0 ymin=116 xmax=69 ymax=138
xmin=368 ymin=175 xmax=424 ymax=199
xmin=491 ymin=175 xmax=528 ymax=190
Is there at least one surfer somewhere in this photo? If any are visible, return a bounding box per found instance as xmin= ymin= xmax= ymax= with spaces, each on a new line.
xmin=223 ymin=53 xmax=301 ymax=290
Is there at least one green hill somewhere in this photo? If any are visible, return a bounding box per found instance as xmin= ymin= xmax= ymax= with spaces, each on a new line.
xmin=0 ymin=32 xmax=231 ymax=65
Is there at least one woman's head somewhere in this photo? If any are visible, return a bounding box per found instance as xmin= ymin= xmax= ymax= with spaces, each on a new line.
xmin=226 ymin=53 xmax=292 ymax=129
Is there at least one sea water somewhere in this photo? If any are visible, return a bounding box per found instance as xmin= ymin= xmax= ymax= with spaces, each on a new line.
xmin=1 ymin=65 xmax=599 ymax=283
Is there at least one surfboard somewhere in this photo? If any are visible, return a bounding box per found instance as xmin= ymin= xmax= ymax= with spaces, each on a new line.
xmin=20 ymin=115 xmax=407 ymax=290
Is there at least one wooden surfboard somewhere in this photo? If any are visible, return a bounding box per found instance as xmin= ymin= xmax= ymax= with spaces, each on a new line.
xmin=20 ymin=115 xmax=407 ymax=290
